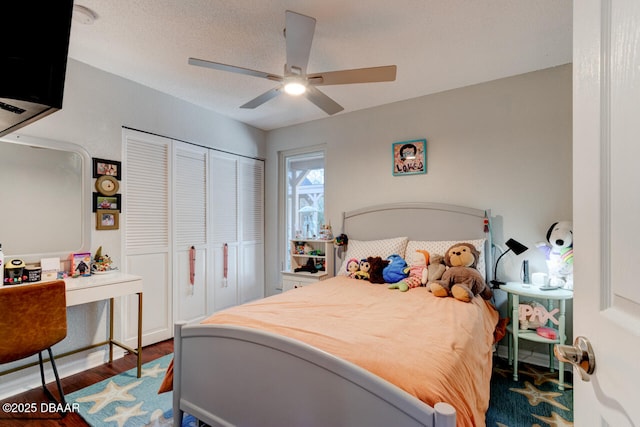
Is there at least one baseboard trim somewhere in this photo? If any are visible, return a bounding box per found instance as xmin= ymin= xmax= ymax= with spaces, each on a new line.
xmin=494 ymin=343 xmax=571 ymax=372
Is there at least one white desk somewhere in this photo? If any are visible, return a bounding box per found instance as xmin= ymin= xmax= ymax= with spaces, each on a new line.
xmin=0 ymin=272 xmax=143 ymax=377
xmin=500 ymin=282 xmax=573 ymax=390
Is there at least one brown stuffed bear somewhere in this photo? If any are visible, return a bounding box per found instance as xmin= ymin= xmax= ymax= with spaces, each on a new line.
xmin=367 ymin=256 xmax=390 ymax=284
xmin=429 ymin=242 xmax=492 ymax=302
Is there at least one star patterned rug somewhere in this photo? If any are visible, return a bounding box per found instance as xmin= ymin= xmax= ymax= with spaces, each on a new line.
xmin=486 ymin=357 xmax=574 ymax=426
xmin=67 ymin=353 xmax=572 ymax=426
xmin=66 ymin=354 xmax=195 ymax=427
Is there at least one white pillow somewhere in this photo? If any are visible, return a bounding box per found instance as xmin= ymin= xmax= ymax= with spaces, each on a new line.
xmin=338 ymin=237 xmax=409 ymax=276
xmin=405 ymin=238 xmax=487 ymax=279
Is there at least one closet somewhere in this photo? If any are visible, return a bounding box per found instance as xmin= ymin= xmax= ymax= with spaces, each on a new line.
xmin=122 ymin=129 xmax=264 ymax=346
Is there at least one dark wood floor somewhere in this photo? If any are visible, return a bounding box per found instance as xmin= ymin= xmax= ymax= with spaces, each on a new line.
xmin=0 ymin=339 xmax=174 ymax=427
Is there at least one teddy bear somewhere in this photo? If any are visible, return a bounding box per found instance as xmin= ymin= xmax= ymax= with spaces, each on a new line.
xmin=382 ymin=254 xmax=409 ymax=283
xmin=536 ymin=221 xmax=573 ymax=289
xmin=429 ymin=242 xmax=492 ymax=302
xmin=353 ymin=259 xmax=371 ymax=280
xmin=388 ymin=249 xmax=429 ymax=291
xmin=367 ymin=256 xmax=390 ymax=284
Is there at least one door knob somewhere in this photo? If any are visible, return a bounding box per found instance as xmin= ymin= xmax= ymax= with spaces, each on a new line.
xmin=554 ymin=336 xmax=596 ymax=382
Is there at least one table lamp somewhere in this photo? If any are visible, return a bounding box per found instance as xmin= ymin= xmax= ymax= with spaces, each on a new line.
xmin=491 ymin=238 xmax=528 ymax=288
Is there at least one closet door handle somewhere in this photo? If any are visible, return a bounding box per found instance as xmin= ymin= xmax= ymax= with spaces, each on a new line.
xmin=189 ymin=246 xmax=196 ymax=284
xmin=189 ymin=245 xmax=196 ymax=294
xmin=223 ymin=243 xmax=229 ymax=287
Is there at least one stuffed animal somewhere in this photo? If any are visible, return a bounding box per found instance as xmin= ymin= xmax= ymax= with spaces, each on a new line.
xmin=426 ymin=253 xmax=446 ymax=286
xmin=367 ymin=256 xmax=390 ymax=284
xmin=382 ymin=254 xmax=409 ymax=283
xmin=345 ymin=258 xmax=360 ymax=278
xmin=536 ymin=221 xmax=573 ymax=289
xmin=389 ymin=250 xmax=429 ymax=291
xmin=354 ymin=259 xmax=371 ymax=280
xmin=429 ymin=242 xmax=492 ymax=302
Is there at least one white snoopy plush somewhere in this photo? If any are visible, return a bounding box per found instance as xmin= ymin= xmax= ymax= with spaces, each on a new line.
xmin=536 ymin=221 xmax=574 ymax=289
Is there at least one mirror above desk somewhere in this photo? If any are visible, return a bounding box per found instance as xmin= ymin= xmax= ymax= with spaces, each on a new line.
xmin=0 ymin=134 xmax=92 ymax=262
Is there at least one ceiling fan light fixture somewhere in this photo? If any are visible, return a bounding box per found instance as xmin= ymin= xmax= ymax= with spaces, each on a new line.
xmin=283 ymin=77 xmax=307 ymax=96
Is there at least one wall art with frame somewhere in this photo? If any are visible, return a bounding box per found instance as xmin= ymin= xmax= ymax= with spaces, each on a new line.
xmin=93 ymin=192 xmax=121 ymax=212
xmin=93 ymin=157 xmax=122 ymax=180
xmin=96 ymin=209 xmax=119 ymax=230
xmin=392 ymin=139 xmax=427 ymax=176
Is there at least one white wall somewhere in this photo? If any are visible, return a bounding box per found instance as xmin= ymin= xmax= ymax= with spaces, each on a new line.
xmin=20 ymin=59 xmax=266 ymax=269
xmin=0 ymin=59 xmax=266 ymax=396
xmin=1 ymin=62 xmax=571 ymax=394
xmin=265 ymin=65 xmax=573 ymax=351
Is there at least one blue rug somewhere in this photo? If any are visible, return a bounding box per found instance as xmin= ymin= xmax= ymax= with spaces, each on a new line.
xmin=66 ymin=354 xmax=195 ymax=427
xmin=67 ymin=353 xmax=572 ymax=426
xmin=487 ymin=357 xmax=574 ymax=426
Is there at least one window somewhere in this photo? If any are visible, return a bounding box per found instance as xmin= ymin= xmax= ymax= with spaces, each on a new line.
xmin=281 ymin=149 xmax=325 ymax=271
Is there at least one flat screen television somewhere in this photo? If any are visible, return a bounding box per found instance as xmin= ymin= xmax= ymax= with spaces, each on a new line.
xmin=0 ymin=0 xmax=74 ymax=137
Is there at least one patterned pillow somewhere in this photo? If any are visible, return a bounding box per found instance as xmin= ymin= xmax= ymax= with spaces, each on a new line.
xmin=338 ymin=237 xmax=408 ymax=276
xmin=405 ymin=238 xmax=487 ymax=279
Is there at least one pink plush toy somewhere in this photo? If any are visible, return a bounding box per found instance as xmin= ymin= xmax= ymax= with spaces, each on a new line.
xmin=346 ymin=258 xmax=359 ymax=278
xmin=389 ymin=250 xmax=429 ymax=292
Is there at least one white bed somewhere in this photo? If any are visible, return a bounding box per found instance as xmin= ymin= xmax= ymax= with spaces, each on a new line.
xmin=170 ymin=202 xmax=497 ymax=427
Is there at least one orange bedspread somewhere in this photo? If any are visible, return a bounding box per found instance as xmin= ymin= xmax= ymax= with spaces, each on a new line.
xmin=198 ymin=276 xmax=499 ymax=426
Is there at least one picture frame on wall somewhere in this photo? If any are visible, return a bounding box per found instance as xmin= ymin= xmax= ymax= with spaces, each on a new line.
xmin=96 ymin=209 xmax=119 ymax=230
xmin=392 ymin=139 xmax=427 ymax=176
xmin=93 ymin=157 xmax=122 ymax=180
xmin=93 ymin=192 xmax=121 ymax=212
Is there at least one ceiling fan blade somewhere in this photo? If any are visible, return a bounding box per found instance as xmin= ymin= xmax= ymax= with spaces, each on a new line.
xmin=305 ymin=86 xmax=344 ymax=115
xmin=307 ymin=65 xmax=397 ymax=86
xmin=285 ymin=10 xmax=316 ymax=74
xmin=189 ymin=57 xmax=282 ymax=81
xmin=240 ymin=87 xmax=282 ymax=109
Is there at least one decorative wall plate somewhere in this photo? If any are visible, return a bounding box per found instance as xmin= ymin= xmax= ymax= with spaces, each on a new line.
xmin=95 ymin=175 xmax=119 ymax=196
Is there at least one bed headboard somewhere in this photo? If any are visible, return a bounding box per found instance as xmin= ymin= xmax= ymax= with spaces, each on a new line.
xmin=339 ymin=202 xmax=493 ymax=280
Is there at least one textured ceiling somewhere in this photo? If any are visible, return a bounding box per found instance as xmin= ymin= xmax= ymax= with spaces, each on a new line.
xmin=68 ymin=0 xmax=572 ymax=131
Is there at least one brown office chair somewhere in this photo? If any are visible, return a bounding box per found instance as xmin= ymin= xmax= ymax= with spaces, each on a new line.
xmin=0 ymin=280 xmax=67 ymax=404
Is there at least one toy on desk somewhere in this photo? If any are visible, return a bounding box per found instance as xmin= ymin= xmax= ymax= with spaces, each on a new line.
xmin=536 ymin=221 xmax=573 ymax=290
xmin=3 ymin=259 xmax=26 ymax=284
xmin=91 ymin=246 xmax=116 ymax=274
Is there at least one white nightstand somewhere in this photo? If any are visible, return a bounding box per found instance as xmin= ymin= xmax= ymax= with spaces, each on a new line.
xmin=499 ymin=282 xmax=573 ymax=390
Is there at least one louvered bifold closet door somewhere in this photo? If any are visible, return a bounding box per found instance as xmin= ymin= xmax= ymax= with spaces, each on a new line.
xmin=239 ymin=158 xmax=265 ymax=304
xmin=124 ymin=130 xmax=173 ymax=346
xmin=174 ymin=143 xmax=208 ymax=323
xmin=210 ymin=152 xmax=240 ymax=311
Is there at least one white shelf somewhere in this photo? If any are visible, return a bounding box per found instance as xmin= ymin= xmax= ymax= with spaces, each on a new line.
xmin=282 ymin=239 xmax=334 ymax=291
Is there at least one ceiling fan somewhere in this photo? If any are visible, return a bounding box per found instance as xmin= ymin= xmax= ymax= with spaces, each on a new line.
xmin=188 ymin=10 xmax=397 ymax=115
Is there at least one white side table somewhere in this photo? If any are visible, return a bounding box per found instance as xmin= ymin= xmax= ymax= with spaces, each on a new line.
xmin=500 ymin=282 xmax=573 ymax=390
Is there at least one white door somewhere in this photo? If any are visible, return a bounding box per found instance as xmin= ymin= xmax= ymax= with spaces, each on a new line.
xmin=210 ymin=151 xmax=240 ymax=311
xmin=173 ymin=142 xmax=208 ymax=323
xmin=123 ymin=130 xmax=173 ymax=346
xmin=238 ymin=158 xmax=265 ymax=304
xmin=573 ymin=1 xmax=640 ymax=425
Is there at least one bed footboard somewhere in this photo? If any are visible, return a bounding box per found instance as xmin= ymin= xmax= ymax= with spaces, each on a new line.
xmin=173 ymin=321 xmax=456 ymax=427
